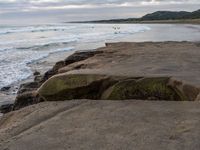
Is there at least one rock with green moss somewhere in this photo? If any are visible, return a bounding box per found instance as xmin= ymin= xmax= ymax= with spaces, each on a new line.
xmin=10 ymin=74 xmax=195 ymax=112
xmin=38 ymin=74 xmax=184 ymax=102
xmin=102 ymin=77 xmax=182 ymax=101
xmin=38 ymin=74 xmax=119 ymax=101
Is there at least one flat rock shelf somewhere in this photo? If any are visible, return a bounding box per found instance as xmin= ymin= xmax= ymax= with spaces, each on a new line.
xmin=0 ymin=41 xmax=200 ymax=150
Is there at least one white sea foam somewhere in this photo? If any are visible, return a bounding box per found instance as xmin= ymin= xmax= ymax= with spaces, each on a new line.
xmin=0 ymin=47 xmax=74 ymax=89
xmin=0 ymin=24 xmax=77 ymax=35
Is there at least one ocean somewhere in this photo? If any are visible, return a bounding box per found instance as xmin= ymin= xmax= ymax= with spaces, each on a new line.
xmin=0 ymin=23 xmax=200 ymax=95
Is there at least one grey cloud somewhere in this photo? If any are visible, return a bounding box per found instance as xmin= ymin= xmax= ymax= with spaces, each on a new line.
xmin=0 ymin=0 xmax=199 ymax=24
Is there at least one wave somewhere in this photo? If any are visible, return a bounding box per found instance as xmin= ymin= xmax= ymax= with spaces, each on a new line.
xmin=0 ymin=25 xmax=77 ymax=35
xmin=26 ymin=47 xmax=74 ymax=64
xmin=0 ymin=47 xmax=74 ymax=89
xmin=16 ymin=39 xmax=77 ymax=50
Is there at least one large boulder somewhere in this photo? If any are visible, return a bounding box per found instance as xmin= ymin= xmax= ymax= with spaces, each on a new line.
xmin=17 ymin=82 xmax=40 ymax=94
xmin=0 ymin=103 xmax=13 ymax=113
xmin=102 ymin=77 xmax=182 ymax=101
xmin=10 ymin=74 xmax=196 ymax=112
xmin=41 ymin=61 xmax=66 ymax=82
xmin=13 ymin=91 xmax=41 ymax=111
xmin=38 ymin=74 xmax=119 ymax=101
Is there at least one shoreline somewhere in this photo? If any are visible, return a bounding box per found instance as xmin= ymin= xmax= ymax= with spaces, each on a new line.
xmin=0 ymin=42 xmax=105 ymax=107
xmin=70 ymin=19 xmax=200 ymax=25
xmin=0 ymin=49 xmax=76 ymax=105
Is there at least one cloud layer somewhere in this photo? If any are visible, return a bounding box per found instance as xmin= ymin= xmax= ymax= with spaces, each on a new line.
xmin=0 ymin=0 xmax=199 ymax=24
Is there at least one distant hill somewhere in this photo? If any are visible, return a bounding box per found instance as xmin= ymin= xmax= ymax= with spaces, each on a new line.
xmin=184 ymin=9 xmax=200 ymax=19
xmin=140 ymin=9 xmax=200 ymax=20
xmin=72 ymin=9 xmax=200 ymax=23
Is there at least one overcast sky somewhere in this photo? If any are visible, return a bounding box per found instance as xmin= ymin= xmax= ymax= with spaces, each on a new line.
xmin=0 ymin=0 xmax=200 ymax=24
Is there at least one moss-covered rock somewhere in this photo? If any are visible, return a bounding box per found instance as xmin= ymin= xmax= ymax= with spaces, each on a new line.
xmin=38 ymin=74 xmax=119 ymax=101
xmin=10 ymin=74 xmax=191 ymax=112
xmin=38 ymin=74 xmax=183 ymax=102
xmin=102 ymin=77 xmax=182 ymax=101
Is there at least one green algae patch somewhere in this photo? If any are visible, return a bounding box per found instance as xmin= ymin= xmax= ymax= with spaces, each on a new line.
xmin=103 ymin=77 xmax=182 ymax=101
xmin=38 ymin=74 xmax=184 ymax=101
xmin=38 ymin=74 xmax=118 ymax=101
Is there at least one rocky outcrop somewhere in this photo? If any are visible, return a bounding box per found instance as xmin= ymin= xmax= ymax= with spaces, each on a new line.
xmin=0 ymin=103 xmax=13 ymax=113
xmin=14 ymin=73 xmax=197 ymax=111
xmin=1 ymin=42 xmax=200 ymax=150
xmin=0 ymin=86 xmax=11 ymax=92
xmin=102 ymin=77 xmax=181 ymax=101
xmin=5 ymin=50 xmax=102 ymax=112
xmin=13 ymin=91 xmax=42 ymax=111
xmin=7 ymin=42 xmax=200 ymax=112
xmin=41 ymin=50 xmax=103 ymax=82
xmin=37 ymin=74 xmax=185 ymax=102
xmin=38 ymin=74 xmax=119 ymax=101
xmin=41 ymin=61 xmax=66 ymax=83
xmin=64 ymin=50 xmax=103 ymax=66
xmin=17 ymin=82 xmax=40 ymax=94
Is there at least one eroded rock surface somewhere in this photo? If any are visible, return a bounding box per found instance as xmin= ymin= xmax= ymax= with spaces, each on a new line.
xmin=102 ymin=77 xmax=181 ymax=101
xmin=8 ymin=42 xmax=200 ymax=111
xmin=41 ymin=50 xmax=103 ymax=82
xmin=0 ymin=42 xmax=200 ymax=149
xmin=1 ymin=100 xmax=200 ymax=150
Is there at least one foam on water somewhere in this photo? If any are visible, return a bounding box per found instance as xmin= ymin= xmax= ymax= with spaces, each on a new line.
xmin=0 ymin=24 xmax=77 ymax=35
xmin=0 ymin=23 xmax=151 ymax=89
xmin=0 ymin=47 xmax=74 ymax=89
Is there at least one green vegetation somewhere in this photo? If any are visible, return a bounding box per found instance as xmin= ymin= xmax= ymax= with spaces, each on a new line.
xmin=38 ymin=74 xmax=184 ymax=101
xmin=72 ymin=9 xmax=200 ymax=24
xmin=103 ymin=78 xmax=182 ymax=101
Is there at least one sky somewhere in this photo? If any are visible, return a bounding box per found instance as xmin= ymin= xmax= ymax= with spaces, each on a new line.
xmin=0 ymin=0 xmax=200 ymax=24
